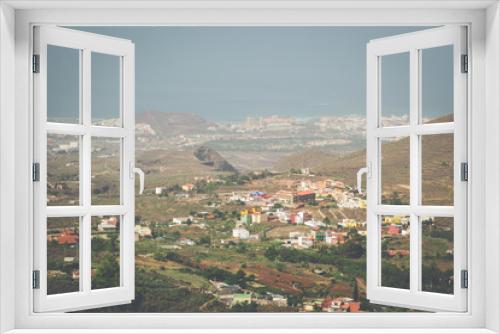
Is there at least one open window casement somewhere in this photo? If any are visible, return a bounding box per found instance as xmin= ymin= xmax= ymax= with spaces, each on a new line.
xmin=33 ymin=26 xmax=137 ymax=312
xmin=364 ymin=26 xmax=468 ymax=312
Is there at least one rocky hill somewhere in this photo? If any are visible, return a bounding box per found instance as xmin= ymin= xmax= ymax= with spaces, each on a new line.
xmin=193 ymin=145 xmax=239 ymax=174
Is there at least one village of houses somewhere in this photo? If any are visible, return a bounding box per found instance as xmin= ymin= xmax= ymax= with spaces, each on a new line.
xmin=47 ymin=169 xmax=412 ymax=313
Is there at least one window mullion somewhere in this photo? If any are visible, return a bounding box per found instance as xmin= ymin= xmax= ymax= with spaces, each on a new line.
xmin=409 ymin=47 xmax=421 ymax=293
xmin=81 ymin=48 xmax=92 ymax=293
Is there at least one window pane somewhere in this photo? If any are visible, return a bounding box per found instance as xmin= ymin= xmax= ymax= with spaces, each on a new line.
xmin=421 ymin=216 xmax=454 ymax=294
xmin=47 ymin=217 xmax=80 ymax=295
xmin=380 ymin=52 xmax=410 ymax=127
xmin=92 ymin=216 xmax=121 ymax=289
xmin=91 ymin=137 xmax=121 ymax=205
xmin=92 ymin=52 xmax=121 ymax=126
xmin=421 ymin=46 xmax=454 ymax=124
xmin=47 ymin=134 xmax=80 ymax=206
xmin=421 ymin=134 xmax=454 ymax=206
xmin=47 ymin=45 xmax=80 ymax=124
xmin=381 ymin=215 xmax=410 ymax=289
xmin=380 ymin=137 xmax=410 ymax=205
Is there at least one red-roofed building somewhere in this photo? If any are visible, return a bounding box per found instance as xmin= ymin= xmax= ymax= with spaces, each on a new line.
xmin=58 ymin=229 xmax=78 ymax=245
xmin=349 ymin=301 xmax=361 ymax=312
xmin=321 ymin=296 xmax=359 ymax=313
xmin=293 ymin=190 xmax=316 ymax=203
xmin=387 ymin=249 xmax=410 ymax=257
xmin=386 ymin=224 xmax=401 ymax=236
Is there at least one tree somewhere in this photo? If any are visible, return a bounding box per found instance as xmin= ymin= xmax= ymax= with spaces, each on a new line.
xmin=213 ymin=209 xmax=225 ymax=219
xmin=264 ymin=246 xmax=279 ymax=261
xmin=273 ymin=203 xmax=283 ymax=210
xmin=199 ymin=235 xmax=211 ymax=245
xmin=352 ymin=279 xmax=360 ymax=301
xmin=93 ymin=254 xmax=120 ymax=289
xmin=275 ymin=261 xmax=286 ymax=272
xmin=287 ymin=294 xmax=303 ymax=307
xmin=231 ymin=301 xmax=258 ymax=312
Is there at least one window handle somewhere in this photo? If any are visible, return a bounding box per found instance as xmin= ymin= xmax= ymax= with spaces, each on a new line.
xmin=357 ymin=163 xmax=371 ymax=194
xmin=133 ymin=167 xmax=145 ymax=195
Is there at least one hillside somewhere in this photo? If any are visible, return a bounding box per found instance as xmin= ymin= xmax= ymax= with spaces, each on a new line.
xmin=136 ymin=111 xmax=217 ymax=136
xmin=274 ymin=132 xmax=453 ymax=205
xmin=193 ymin=145 xmax=239 ymax=174
xmin=274 ymin=149 xmax=365 ymax=186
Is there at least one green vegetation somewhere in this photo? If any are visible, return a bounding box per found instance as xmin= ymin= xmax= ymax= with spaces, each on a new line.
xmin=46 ymin=129 xmax=453 ymax=313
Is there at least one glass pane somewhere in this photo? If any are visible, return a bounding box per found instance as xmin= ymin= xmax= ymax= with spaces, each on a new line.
xmin=421 ymin=134 xmax=454 ymax=206
xmin=421 ymin=45 xmax=454 ymax=124
xmin=91 ymin=137 xmax=121 ymax=205
xmin=47 ymin=45 xmax=80 ymax=124
xmin=380 ymin=137 xmax=410 ymax=205
xmin=92 ymin=52 xmax=121 ymax=126
xmin=421 ymin=216 xmax=454 ymax=294
xmin=47 ymin=217 xmax=80 ymax=295
xmin=380 ymin=52 xmax=410 ymax=127
xmin=47 ymin=134 xmax=80 ymax=206
xmin=381 ymin=215 xmax=410 ymax=289
xmin=91 ymin=215 xmax=121 ymax=289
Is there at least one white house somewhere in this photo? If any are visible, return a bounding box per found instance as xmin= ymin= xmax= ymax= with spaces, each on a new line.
xmin=135 ymin=225 xmax=152 ymax=238
xmin=232 ymin=227 xmax=250 ymax=240
xmin=97 ymin=217 xmax=118 ymax=232
xmin=172 ymin=216 xmax=193 ymax=225
xmin=298 ymin=236 xmax=314 ymax=248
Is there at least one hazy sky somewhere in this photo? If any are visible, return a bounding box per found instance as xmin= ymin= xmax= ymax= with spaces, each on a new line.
xmin=48 ymin=26 xmax=453 ymax=122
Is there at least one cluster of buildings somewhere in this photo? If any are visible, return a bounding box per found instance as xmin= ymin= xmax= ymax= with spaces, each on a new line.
xmin=211 ymin=281 xmax=361 ymax=312
xmin=303 ymin=296 xmax=361 ymax=313
xmin=47 ymin=228 xmax=79 ymax=245
xmin=382 ymin=216 xmax=410 ymax=237
xmin=230 ymin=115 xmax=297 ymax=132
xmin=165 ymin=176 xmax=368 ymax=248
xmin=225 ymin=178 xmax=365 ymax=210
xmin=97 ymin=216 xmax=119 ymax=232
xmin=284 ymin=230 xmax=345 ymax=249
xmin=135 ymin=224 xmax=153 ymax=240
xmin=382 ymin=216 xmax=411 ymax=257
xmin=211 ymin=281 xmax=288 ymax=308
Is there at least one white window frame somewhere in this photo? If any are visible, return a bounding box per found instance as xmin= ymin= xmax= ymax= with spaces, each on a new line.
xmin=366 ymin=26 xmax=468 ymax=312
xmin=32 ymin=26 xmax=136 ymax=312
xmin=0 ymin=1 xmax=499 ymax=333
